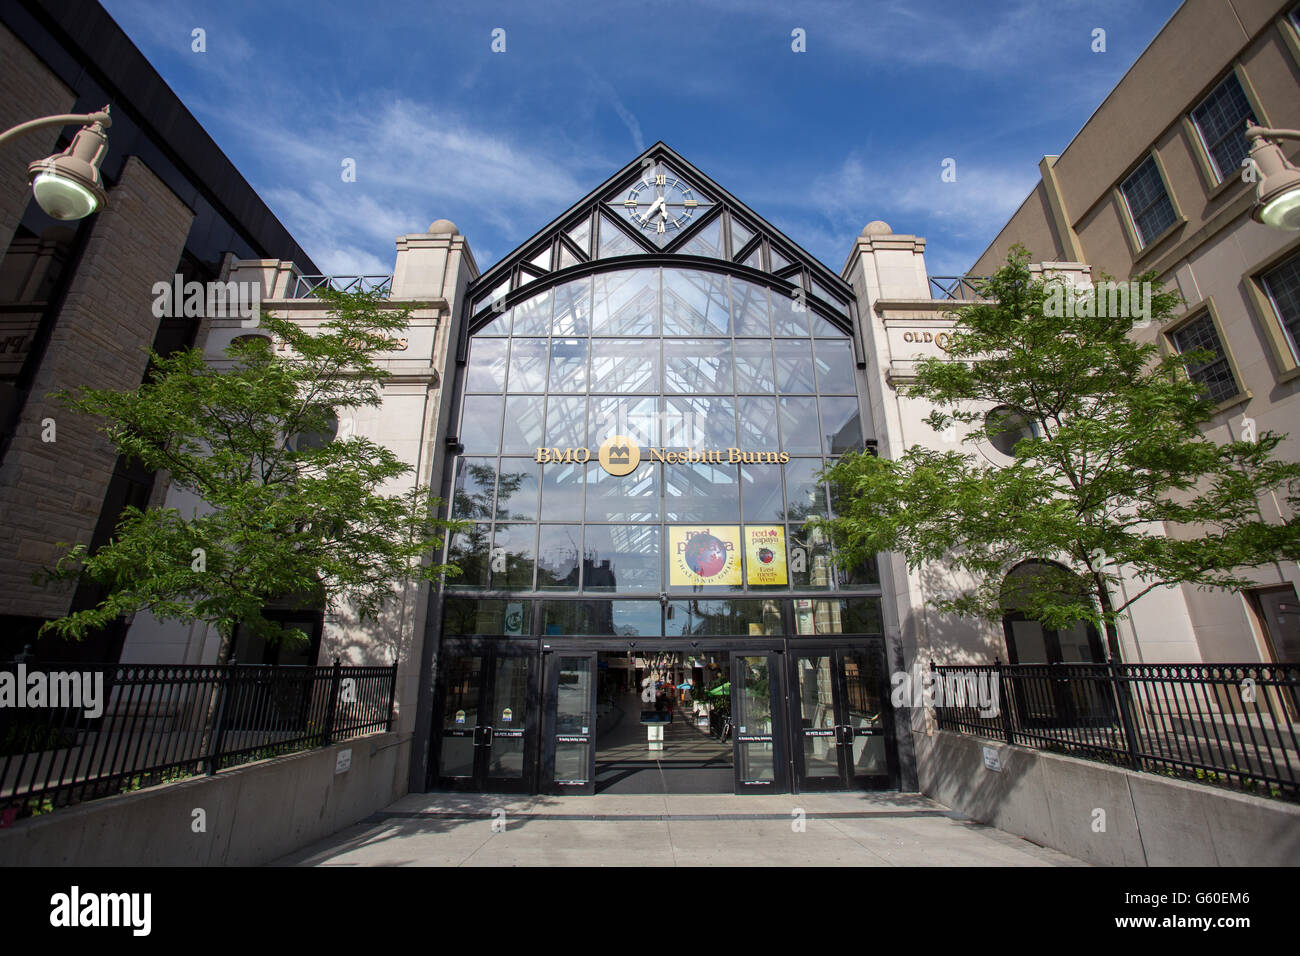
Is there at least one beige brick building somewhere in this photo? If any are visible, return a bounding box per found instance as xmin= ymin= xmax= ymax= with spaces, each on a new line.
xmin=963 ymin=0 xmax=1300 ymax=665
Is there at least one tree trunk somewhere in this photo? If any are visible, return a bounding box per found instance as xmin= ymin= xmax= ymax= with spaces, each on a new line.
xmin=1094 ymin=576 xmax=1124 ymax=661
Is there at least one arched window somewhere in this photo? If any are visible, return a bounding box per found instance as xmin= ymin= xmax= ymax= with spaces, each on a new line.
xmin=999 ymin=560 xmax=1104 ymax=663
xmin=984 ymin=405 xmax=1039 ymax=458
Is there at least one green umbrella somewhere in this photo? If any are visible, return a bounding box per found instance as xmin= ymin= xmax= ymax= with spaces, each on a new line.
xmin=707 ymin=682 xmax=731 ymax=697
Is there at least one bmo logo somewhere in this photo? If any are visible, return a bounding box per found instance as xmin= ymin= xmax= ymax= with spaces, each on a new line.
xmin=597 ymin=435 xmax=640 ymax=476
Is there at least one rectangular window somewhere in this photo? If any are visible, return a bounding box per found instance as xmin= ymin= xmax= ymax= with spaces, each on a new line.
xmin=1121 ymin=156 xmax=1178 ymax=246
xmin=1261 ymin=254 xmax=1300 ymax=363
xmin=1170 ymin=312 xmax=1239 ymax=404
xmin=1190 ymin=72 xmax=1256 ymax=182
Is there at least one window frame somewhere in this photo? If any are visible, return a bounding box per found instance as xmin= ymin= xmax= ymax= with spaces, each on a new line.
xmin=1159 ymin=296 xmax=1251 ymax=412
xmin=1245 ymin=239 xmax=1300 ymax=382
xmin=1183 ymin=64 xmax=1268 ymax=193
xmin=1115 ymin=151 xmax=1185 ymax=258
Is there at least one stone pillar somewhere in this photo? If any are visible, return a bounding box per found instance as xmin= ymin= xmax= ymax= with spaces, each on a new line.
xmin=0 ymin=156 xmax=193 ymax=619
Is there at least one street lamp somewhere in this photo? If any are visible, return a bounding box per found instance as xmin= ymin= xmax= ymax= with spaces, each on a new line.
xmin=0 ymin=105 xmax=112 ymax=220
xmin=1246 ymin=123 xmax=1300 ymax=230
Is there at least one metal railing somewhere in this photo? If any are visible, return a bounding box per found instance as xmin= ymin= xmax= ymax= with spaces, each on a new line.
xmin=283 ymin=274 xmax=393 ymax=299
xmin=931 ymin=660 xmax=1300 ymax=801
xmin=0 ymin=658 xmax=398 ymax=823
xmin=928 ymin=275 xmax=989 ymax=300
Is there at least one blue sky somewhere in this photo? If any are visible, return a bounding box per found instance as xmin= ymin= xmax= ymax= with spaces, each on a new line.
xmin=102 ymin=0 xmax=1183 ymax=278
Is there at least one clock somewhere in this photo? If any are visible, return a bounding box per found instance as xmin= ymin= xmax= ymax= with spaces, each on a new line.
xmin=611 ymin=163 xmax=712 ymax=247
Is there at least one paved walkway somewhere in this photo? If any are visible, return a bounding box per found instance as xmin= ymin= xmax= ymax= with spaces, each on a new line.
xmin=272 ymin=792 xmax=1085 ymax=866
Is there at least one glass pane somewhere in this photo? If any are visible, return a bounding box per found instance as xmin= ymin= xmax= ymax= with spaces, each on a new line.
xmin=773 ymin=340 xmax=816 ymax=392
xmin=730 ymin=218 xmax=754 ymax=251
xmin=586 ymin=460 xmax=660 ymax=521
xmin=494 ymin=460 xmax=538 ymax=520
xmin=490 ymin=523 xmax=535 ymax=590
xmin=590 ymin=338 xmax=659 ymax=392
xmin=558 ymin=245 xmax=580 ymax=270
xmin=795 ymin=656 xmax=840 ymax=776
xmin=733 ymin=339 xmax=775 ymax=392
xmin=819 ymin=397 xmax=862 ymax=454
xmin=555 ymin=656 xmax=592 ymax=783
xmin=662 ymin=269 xmax=730 ymax=335
xmin=736 ymin=396 xmax=779 ymax=447
xmin=552 ymin=275 xmax=591 ymax=335
xmin=583 ymin=525 xmax=661 ymax=592
xmin=539 ymin=459 xmax=584 ymax=520
xmin=589 ymin=396 xmax=658 ymax=447
xmin=740 ymin=246 xmax=762 ymax=270
xmin=487 ymin=656 xmax=529 ymax=778
xmin=771 ymin=286 xmax=810 ymax=336
xmin=844 ymin=651 xmax=888 ymax=774
xmin=548 ymin=339 xmax=588 ymax=393
xmin=597 ymin=213 xmax=642 ymax=259
xmin=794 ymin=599 xmax=882 ymax=634
xmin=730 ymin=278 xmax=771 ymax=336
xmin=443 ymin=599 xmax=531 ymax=636
xmin=788 ymin=525 xmax=832 ymax=590
xmin=835 ymin=549 xmax=881 ymax=588
xmin=784 ymin=458 xmax=828 ymax=519
xmin=780 ymin=398 xmax=821 ymax=453
xmin=814 ymin=340 xmax=856 ymax=393
xmin=735 ymin=656 xmax=775 ymax=783
xmin=663 ymin=396 xmax=736 ymax=450
xmin=664 ymin=462 xmax=740 ymax=522
xmin=665 ymin=600 xmax=782 ymax=636
xmin=741 ymin=463 xmax=784 ymax=523
xmin=544 ymin=395 xmax=587 ymax=448
xmin=542 ymin=600 xmax=662 ymax=636
xmin=1057 ymin=621 xmax=1099 ymax=662
xmin=677 ymin=217 xmax=724 ymax=259
xmin=592 ymin=268 xmax=658 ymax=334
xmin=506 ymin=338 xmax=549 ymax=393
xmin=511 ymin=290 xmax=552 ymax=336
xmin=537 ymin=524 xmax=581 ymax=589
xmin=566 ymin=217 xmax=592 ymax=255
xmin=451 ymin=457 xmax=496 ymax=520
xmin=528 ymin=244 xmax=552 ymax=271
xmin=447 ymin=523 xmax=491 ymax=589
xmin=460 ymin=395 xmax=503 ymax=453
xmin=439 ymin=655 xmax=481 ymax=777
xmin=1010 ymin=620 xmax=1050 ymax=663
xmin=501 ymin=395 xmax=546 ymax=453
xmin=663 ymin=339 xmax=733 ymax=393
xmin=770 ymin=247 xmax=792 ymax=271
xmin=466 ymin=338 xmax=508 ymax=392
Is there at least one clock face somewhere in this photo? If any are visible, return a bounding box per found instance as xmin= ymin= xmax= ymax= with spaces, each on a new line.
xmin=611 ymin=163 xmax=712 ymax=247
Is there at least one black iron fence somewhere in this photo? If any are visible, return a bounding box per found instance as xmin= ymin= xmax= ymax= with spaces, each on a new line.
xmin=0 ymin=658 xmax=398 ymax=823
xmin=931 ymin=660 xmax=1300 ymax=802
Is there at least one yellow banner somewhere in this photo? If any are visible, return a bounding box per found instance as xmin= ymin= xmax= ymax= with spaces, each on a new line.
xmin=745 ymin=526 xmax=788 ymax=586
xmin=669 ymin=526 xmax=742 ymax=586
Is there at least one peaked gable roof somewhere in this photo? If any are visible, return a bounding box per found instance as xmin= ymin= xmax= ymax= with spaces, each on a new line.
xmin=465 ymin=143 xmax=858 ymax=337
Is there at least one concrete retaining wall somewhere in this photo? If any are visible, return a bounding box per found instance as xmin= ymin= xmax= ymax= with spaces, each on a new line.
xmin=0 ymin=732 xmax=410 ymax=866
xmin=916 ymin=729 xmax=1300 ymax=866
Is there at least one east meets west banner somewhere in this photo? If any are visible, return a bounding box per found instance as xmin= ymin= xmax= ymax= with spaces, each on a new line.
xmin=744 ymin=526 xmax=787 ymax=586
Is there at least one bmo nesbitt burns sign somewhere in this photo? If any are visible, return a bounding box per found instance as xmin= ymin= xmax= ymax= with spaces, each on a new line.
xmin=537 ymin=435 xmax=790 ymax=477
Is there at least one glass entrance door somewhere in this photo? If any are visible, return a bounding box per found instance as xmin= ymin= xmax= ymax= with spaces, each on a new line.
xmin=541 ymin=651 xmax=598 ymax=794
xmin=434 ymin=644 xmax=537 ymax=792
xmin=790 ymin=646 xmax=896 ymax=791
xmin=730 ymin=652 xmax=787 ymax=793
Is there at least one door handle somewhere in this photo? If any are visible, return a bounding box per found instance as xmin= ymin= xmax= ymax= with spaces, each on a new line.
xmin=482 ymin=726 xmax=494 ymax=746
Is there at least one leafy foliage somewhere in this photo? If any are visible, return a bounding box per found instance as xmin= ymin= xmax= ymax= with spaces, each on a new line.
xmin=39 ymin=289 xmax=463 ymax=651
xmin=820 ymin=247 xmax=1300 ymax=657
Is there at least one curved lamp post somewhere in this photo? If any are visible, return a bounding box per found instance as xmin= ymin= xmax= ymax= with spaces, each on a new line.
xmin=0 ymin=105 xmax=112 ymax=220
xmin=1247 ymin=122 xmax=1300 ymax=230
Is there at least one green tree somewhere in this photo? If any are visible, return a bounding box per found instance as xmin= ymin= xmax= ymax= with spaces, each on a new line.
xmin=39 ymin=288 xmax=462 ymax=659
xmin=820 ymin=248 xmax=1300 ymax=659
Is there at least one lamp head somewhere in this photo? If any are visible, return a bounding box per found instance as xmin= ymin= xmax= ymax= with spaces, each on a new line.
xmin=1248 ymin=124 xmax=1300 ymax=230
xmin=26 ymin=116 xmax=109 ymax=220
